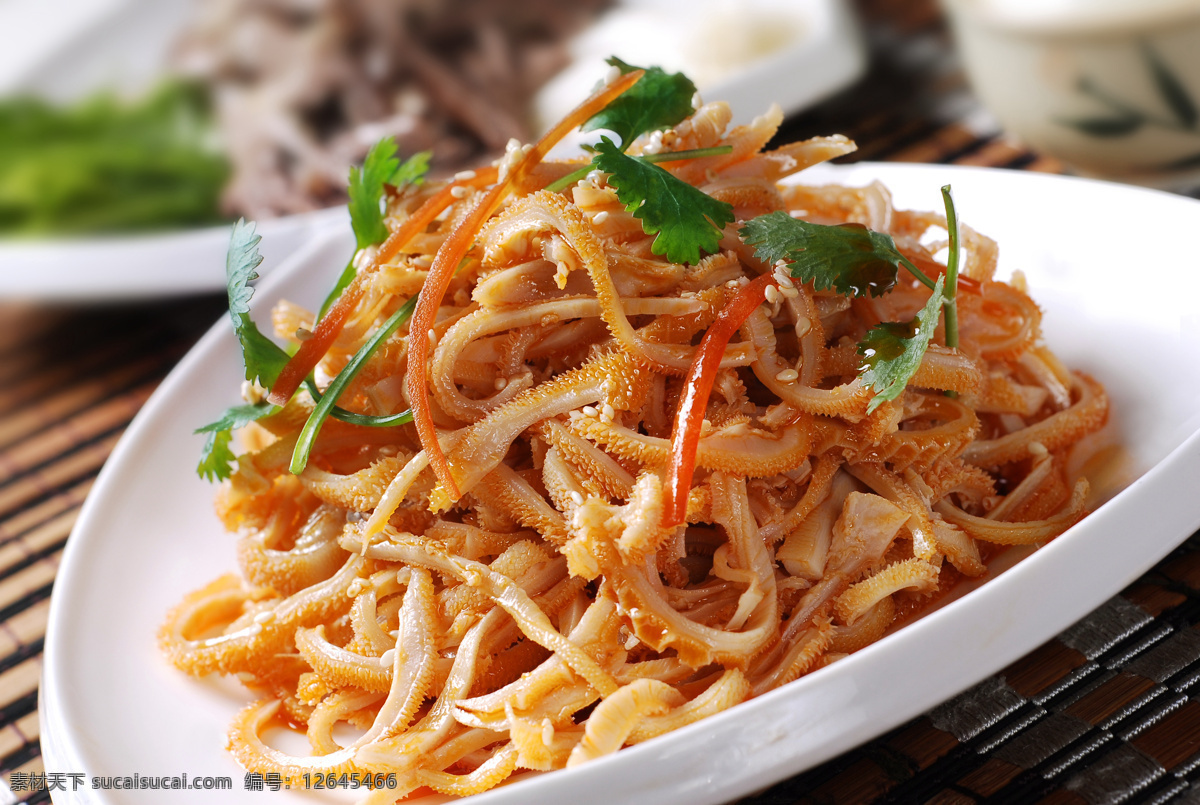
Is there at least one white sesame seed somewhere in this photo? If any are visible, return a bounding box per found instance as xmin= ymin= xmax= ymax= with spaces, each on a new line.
xmin=691 ymin=92 xmax=703 ymax=110
xmin=779 ymin=285 xmax=800 ymax=299
xmin=494 ymin=377 xmax=508 ymax=390
xmin=605 ymin=64 xmax=623 ymax=85
xmin=295 ymin=327 xmax=313 ymax=341
xmin=450 ymin=185 xmax=468 ymax=199
xmin=569 ymin=491 xmax=584 ymax=505
xmin=775 ymin=369 xmax=800 ymax=383
xmin=777 ymin=273 xmax=795 ymax=289
xmin=379 ymin=648 xmax=396 ymax=668
xmin=582 ymin=405 xmax=598 ymax=417
xmin=602 ymin=403 xmax=616 ymax=421
xmin=542 ymin=719 xmax=555 ymax=746
xmin=428 ymin=328 xmax=437 ymax=342
xmin=765 ymin=284 xmax=782 ymax=304
xmin=592 ymin=211 xmax=609 ymax=225
xmin=795 ymin=317 xmax=812 ymax=338
xmin=624 ymin=632 xmax=640 ymax=650
xmin=453 ymin=170 xmax=476 ymax=181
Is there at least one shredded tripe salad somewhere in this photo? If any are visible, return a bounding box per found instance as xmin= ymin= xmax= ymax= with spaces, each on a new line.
xmin=162 ymin=59 xmax=1110 ymax=799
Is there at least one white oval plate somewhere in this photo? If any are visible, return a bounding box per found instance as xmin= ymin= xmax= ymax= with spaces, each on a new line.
xmin=41 ymin=163 xmax=1200 ymax=804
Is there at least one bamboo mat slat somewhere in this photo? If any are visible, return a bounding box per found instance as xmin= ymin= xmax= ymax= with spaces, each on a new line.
xmin=0 ymin=295 xmax=227 ymax=803
xmin=1 ymin=2 xmax=1197 ymax=803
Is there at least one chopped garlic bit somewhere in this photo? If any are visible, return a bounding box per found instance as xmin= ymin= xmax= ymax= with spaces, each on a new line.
xmin=241 ymin=380 xmax=268 ymax=405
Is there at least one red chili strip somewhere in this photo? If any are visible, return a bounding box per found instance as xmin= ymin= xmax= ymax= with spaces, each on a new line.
xmin=662 ymin=273 xmax=778 ymax=527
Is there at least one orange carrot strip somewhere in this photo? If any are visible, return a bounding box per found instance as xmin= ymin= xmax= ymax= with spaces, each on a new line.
xmin=407 ymin=70 xmax=645 ymax=503
xmin=663 ymin=274 xmax=778 ymax=527
xmin=267 ymin=167 xmax=499 ymax=406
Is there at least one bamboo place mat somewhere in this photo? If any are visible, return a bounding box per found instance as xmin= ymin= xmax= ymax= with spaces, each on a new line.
xmin=3 ymin=1 xmax=1199 ymax=803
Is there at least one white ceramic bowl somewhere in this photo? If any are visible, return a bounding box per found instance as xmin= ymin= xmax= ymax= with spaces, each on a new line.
xmin=943 ymin=0 xmax=1200 ymax=188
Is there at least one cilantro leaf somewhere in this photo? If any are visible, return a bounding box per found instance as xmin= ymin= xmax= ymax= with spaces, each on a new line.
xmin=319 ymin=142 xmax=430 ymax=319
xmin=858 ymin=275 xmax=945 ymax=413
xmin=203 ymin=220 xmax=289 ymax=482
xmin=582 ymin=57 xmax=697 ymax=148
xmin=226 ymin=219 xmax=290 ymax=388
xmin=390 ymin=150 xmax=431 ymax=188
xmin=349 ymin=139 xmax=430 ymax=248
xmin=196 ymin=428 xmax=236 ymax=482
xmin=593 ymin=136 xmax=734 ymax=265
xmin=740 ymin=212 xmax=907 ymax=298
xmin=195 ymin=402 xmax=275 ymax=481
xmin=348 ymin=137 xmax=399 ymax=248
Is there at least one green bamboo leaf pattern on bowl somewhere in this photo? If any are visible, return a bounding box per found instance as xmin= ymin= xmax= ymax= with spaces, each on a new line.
xmin=1059 ymin=112 xmax=1143 ymax=138
xmin=1058 ymin=43 xmax=1200 ymax=174
xmin=1143 ymin=42 xmax=1197 ymax=128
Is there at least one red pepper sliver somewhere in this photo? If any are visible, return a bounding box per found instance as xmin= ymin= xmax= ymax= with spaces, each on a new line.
xmin=662 ymin=273 xmax=778 ymax=527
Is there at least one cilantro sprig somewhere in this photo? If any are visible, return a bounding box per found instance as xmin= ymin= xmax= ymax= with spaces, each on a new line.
xmin=583 ymin=57 xmax=697 ymax=148
xmin=740 ymin=187 xmax=964 ymax=411
xmin=320 ymin=142 xmax=431 ymax=316
xmin=593 ymin=137 xmax=734 ymax=264
xmin=740 ymin=212 xmax=938 ymax=297
xmin=195 ymin=402 xmax=274 ymax=482
xmin=195 ymin=219 xmax=287 ymax=481
xmin=545 ymin=59 xmax=734 ymax=265
xmin=197 ymin=216 xmax=417 ymax=482
xmin=859 ymin=275 xmax=945 ymax=413
xmin=348 ymin=141 xmax=430 ymax=248
xmin=225 ymin=220 xmax=292 ymax=388
xmin=290 ymin=296 xmax=418 ymax=474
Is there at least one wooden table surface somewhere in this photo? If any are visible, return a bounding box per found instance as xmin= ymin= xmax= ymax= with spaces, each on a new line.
xmin=3 ymin=1 xmax=1200 ymax=803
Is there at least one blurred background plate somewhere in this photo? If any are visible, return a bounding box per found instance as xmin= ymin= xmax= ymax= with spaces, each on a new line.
xmin=0 ymin=207 xmax=345 ymax=303
xmin=0 ymin=0 xmax=865 ymax=302
xmin=537 ymin=0 xmax=867 ymax=147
